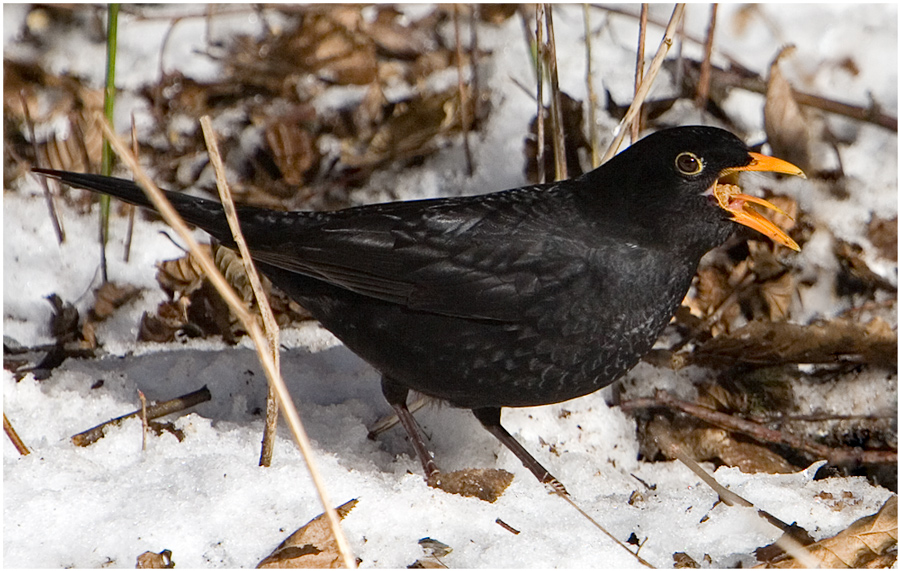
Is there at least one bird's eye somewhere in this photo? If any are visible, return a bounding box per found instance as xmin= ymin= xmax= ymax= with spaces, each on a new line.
xmin=675 ymin=152 xmax=703 ymax=175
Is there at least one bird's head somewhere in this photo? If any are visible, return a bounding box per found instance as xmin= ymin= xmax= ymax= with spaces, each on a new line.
xmin=594 ymin=126 xmax=805 ymax=251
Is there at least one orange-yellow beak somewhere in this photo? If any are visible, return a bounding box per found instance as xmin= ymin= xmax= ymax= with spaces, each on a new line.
xmin=714 ymin=152 xmax=805 ymax=251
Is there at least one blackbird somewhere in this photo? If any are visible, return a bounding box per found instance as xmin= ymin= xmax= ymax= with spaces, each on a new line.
xmin=34 ymin=125 xmax=803 ymax=492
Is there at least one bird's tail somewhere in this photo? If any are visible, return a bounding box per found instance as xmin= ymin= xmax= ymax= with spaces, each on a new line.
xmin=32 ymin=168 xmax=234 ymax=243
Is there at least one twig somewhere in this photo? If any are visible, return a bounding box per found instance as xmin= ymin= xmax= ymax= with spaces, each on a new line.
xmin=792 ymin=90 xmax=897 ymax=131
xmin=470 ymin=5 xmax=481 ymax=130
xmin=535 ymin=4 xmax=546 ymax=184
xmin=544 ymin=4 xmax=567 ymax=181
xmin=595 ymin=3 xmax=897 ymax=131
xmin=138 ymin=389 xmax=148 ymax=451
xmin=4 ymin=413 xmax=30 ymax=456
xmin=495 ymin=518 xmax=520 ymax=535
xmin=582 ymin=4 xmax=600 ymax=169
xmin=655 ymin=431 xmax=820 ymax=568
xmin=695 ymin=4 xmax=718 ymax=109
xmin=21 ymin=93 xmax=65 ymax=244
xmin=72 ymin=385 xmax=211 ymax=447
xmin=123 ymin=113 xmax=138 ymax=262
xmin=198 ymin=116 xmax=282 ymax=469
xmin=619 ymin=390 xmax=898 ymax=466
xmin=631 ymin=4 xmax=648 ymax=143
xmin=453 ymin=5 xmax=474 ymax=176
xmin=601 ymin=3 xmax=685 ymax=163
xmin=552 ymin=488 xmax=654 ymax=567
xmin=260 ymin=384 xmax=279 ymax=467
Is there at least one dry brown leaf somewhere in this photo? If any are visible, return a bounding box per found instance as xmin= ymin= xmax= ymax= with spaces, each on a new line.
xmin=867 ymin=216 xmax=898 ymax=262
xmin=764 ymin=495 xmax=897 ymax=568
xmin=90 ymin=282 xmax=141 ymax=321
xmin=257 ymin=499 xmax=357 ymax=569
xmin=265 ymin=121 xmax=319 ymax=187
xmin=673 ymin=551 xmax=701 ymax=568
xmin=431 ymin=468 xmax=514 ymax=502
xmin=341 ymin=87 xmax=476 ymax=170
xmin=138 ymin=303 xmax=185 ymax=343
xmin=764 ymin=46 xmax=814 ymax=174
xmin=365 ymin=5 xmax=431 ymax=60
xmin=835 ymin=239 xmax=898 ymax=298
xmin=46 ymin=293 xmax=81 ymax=345
xmin=156 ymin=248 xmax=209 ymax=299
xmin=409 ymin=537 xmax=453 ymax=568
xmin=135 ymin=549 xmax=174 ymax=569
xmin=644 ymin=417 xmax=795 ymax=474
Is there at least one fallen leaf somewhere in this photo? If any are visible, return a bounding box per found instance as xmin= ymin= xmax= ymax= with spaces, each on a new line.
xmin=257 ymin=499 xmax=357 ymax=569
xmin=135 ymin=549 xmax=174 ymax=569
xmin=763 ymin=495 xmax=897 ymax=568
xmin=764 ymin=46 xmax=814 ymax=174
xmin=432 ymin=468 xmax=514 ymax=502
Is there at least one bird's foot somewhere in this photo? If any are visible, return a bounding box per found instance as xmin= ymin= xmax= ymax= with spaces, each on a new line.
xmin=543 ymin=475 xmax=569 ymax=496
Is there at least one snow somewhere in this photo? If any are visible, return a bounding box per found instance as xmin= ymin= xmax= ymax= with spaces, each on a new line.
xmin=4 ymin=4 xmax=896 ymax=569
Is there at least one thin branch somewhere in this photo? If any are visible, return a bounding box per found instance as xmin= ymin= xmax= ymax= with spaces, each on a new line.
xmin=553 ymin=489 xmax=654 ymax=567
xmin=123 ymin=113 xmax=138 ymax=262
xmin=656 ymin=431 xmax=820 ymax=569
xmin=695 ymin=4 xmax=718 ymax=109
xmin=138 ymin=389 xmax=148 ymax=451
xmin=4 ymin=413 xmax=30 ymax=456
xmin=470 ymin=5 xmax=481 ymax=131
xmin=631 ymin=4 xmax=648 ymax=143
xmin=619 ymin=390 xmax=898 ymax=466
xmin=535 ymin=4 xmax=546 ymax=184
xmin=198 ymin=117 xmax=282 ymax=469
xmin=454 ymin=5 xmax=474 ymax=176
xmin=595 ymin=3 xmax=897 ymax=130
xmin=582 ymin=4 xmax=600 ymax=169
xmin=21 ymin=93 xmax=65 ymax=244
xmin=72 ymin=385 xmax=211 ymax=447
xmin=601 ymin=3 xmax=685 ymax=163
xmin=545 ymin=4 xmax=567 ymax=181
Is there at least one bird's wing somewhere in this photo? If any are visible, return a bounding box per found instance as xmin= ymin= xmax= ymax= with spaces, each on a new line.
xmin=236 ymin=193 xmax=592 ymax=322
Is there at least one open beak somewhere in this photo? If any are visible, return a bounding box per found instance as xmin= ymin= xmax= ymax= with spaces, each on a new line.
xmin=713 ymin=152 xmax=805 ymax=251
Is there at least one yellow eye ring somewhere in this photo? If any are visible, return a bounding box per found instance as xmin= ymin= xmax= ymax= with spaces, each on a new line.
xmin=675 ymin=152 xmax=703 ymax=175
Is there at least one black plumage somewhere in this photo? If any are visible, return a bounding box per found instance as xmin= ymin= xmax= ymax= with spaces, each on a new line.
xmin=34 ymin=125 xmax=803 ymax=491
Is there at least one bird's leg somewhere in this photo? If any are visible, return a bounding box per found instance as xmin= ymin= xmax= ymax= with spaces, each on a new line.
xmin=381 ymin=377 xmax=441 ymax=485
xmin=472 ymin=407 xmax=568 ymax=495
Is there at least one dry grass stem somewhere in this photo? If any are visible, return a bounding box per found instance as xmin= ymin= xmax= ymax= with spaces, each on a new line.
xmin=4 ymin=413 xmax=30 ymax=456
xmin=695 ymin=4 xmax=718 ymax=109
xmin=544 ymin=4 xmax=567 ymax=181
xmin=582 ymin=4 xmax=600 ymax=169
xmin=535 ymin=4 xmax=546 ymax=184
xmin=553 ymin=489 xmax=655 ymax=567
xmin=602 ymin=3 xmax=685 ymax=163
xmin=453 ymin=5 xmax=474 ymax=176
xmin=72 ymin=385 xmax=211 ymax=447
xmin=22 ymin=92 xmax=65 ymax=244
xmin=123 ymin=114 xmax=139 ymax=262
xmin=138 ymin=389 xmax=148 ymax=451
xmin=631 ymin=4 xmax=648 ymax=143
xmin=659 ymin=435 xmax=820 ymax=568
xmin=198 ymin=116 xmax=282 ymax=469
xmin=95 ymin=112 xmax=353 ymax=568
